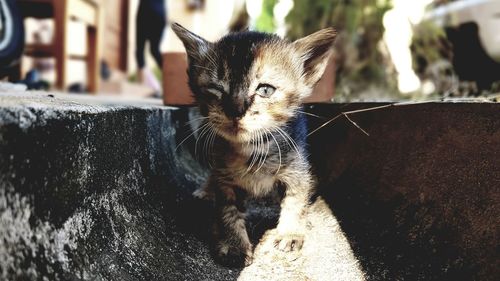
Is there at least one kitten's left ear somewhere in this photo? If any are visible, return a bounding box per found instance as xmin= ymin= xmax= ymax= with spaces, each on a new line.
xmin=294 ymin=28 xmax=337 ymax=86
xmin=171 ymin=23 xmax=211 ymax=63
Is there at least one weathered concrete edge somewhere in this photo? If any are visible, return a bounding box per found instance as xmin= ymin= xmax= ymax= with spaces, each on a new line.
xmin=0 ymin=93 xmax=232 ymax=280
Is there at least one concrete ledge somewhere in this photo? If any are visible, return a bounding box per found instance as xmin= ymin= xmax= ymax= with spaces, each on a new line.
xmin=0 ymin=93 xmax=498 ymax=280
xmin=0 ymin=93 xmax=230 ymax=280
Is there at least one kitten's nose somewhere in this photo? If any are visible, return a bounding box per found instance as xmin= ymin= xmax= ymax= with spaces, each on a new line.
xmin=223 ymin=95 xmax=249 ymax=119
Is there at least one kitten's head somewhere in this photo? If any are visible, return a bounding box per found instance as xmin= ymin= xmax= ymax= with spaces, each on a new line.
xmin=172 ymin=23 xmax=336 ymax=143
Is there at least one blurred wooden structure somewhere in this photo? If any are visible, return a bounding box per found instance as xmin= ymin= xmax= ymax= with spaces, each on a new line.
xmin=18 ymin=0 xmax=103 ymax=93
xmin=163 ymin=52 xmax=336 ymax=105
xmin=100 ymin=1 xmax=129 ymax=71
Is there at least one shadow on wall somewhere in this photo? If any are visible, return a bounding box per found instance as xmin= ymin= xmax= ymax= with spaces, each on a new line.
xmin=307 ymin=102 xmax=499 ymax=281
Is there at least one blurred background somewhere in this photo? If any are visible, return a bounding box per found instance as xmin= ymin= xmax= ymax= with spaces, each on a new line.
xmin=1 ymin=0 xmax=500 ymax=102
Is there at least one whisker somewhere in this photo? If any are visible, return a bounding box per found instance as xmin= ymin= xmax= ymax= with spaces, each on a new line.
xmin=246 ymin=129 xmax=261 ymax=172
xmin=189 ymin=116 xmax=210 ymax=122
xmin=254 ymin=129 xmax=266 ymax=174
xmin=268 ymin=129 xmax=282 ymax=175
xmin=274 ymin=126 xmax=296 ymax=155
xmin=208 ymin=124 xmax=218 ymax=161
xmin=284 ymin=129 xmax=301 ymax=156
xmin=273 ymin=126 xmax=291 ymax=152
xmin=195 ymin=123 xmax=212 ymax=160
xmin=244 ymin=131 xmax=255 ymax=173
xmin=209 ymin=126 xmax=218 ymax=164
xmin=255 ymin=130 xmax=270 ymax=173
xmin=255 ymin=130 xmax=264 ymax=170
xmin=207 ymin=126 xmax=219 ymax=168
xmin=175 ymin=122 xmax=210 ymax=151
xmin=183 ymin=116 xmax=210 ymax=126
xmin=275 ymin=126 xmax=301 ymax=159
xmin=181 ymin=119 xmax=210 ymax=129
xmin=203 ymin=123 xmax=215 ymax=164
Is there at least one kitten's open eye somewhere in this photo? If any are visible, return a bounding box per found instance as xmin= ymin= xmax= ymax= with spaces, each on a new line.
xmin=256 ymin=84 xmax=276 ymax=98
xmin=207 ymin=88 xmax=223 ymax=99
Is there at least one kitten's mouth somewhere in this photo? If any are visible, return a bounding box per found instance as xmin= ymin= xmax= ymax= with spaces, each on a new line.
xmin=217 ymin=121 xmax=250 ymax=142
xmin=225 ymin=122 xmax=242 ymax=134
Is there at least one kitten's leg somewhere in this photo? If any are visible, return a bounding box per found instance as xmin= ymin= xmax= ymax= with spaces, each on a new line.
xmin=213 ymin=184 xmax=253 ymax=266
xmin=192 ymin=179 xmax=215 ymax=200
xmin=274 ymin=169 xmax=313 ymax=252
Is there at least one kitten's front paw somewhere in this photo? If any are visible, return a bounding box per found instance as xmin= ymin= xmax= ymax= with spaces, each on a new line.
xmin=215 ymin=242 xmax=253 ymax=267
xmin=274 ymin=233 xmax=304 ymax=252
xmin=192 ymin=188 xmax=214 ymax=201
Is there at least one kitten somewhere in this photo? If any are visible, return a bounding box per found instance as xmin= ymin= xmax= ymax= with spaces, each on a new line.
xmin=172 ymin=23 xmax=336 ymax=266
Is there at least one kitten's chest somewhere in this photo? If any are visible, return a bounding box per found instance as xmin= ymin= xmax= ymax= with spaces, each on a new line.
xmin=224 ymin=141 xmax=279 ymax=172
xmin=235 ymin=170 xmax=276 ymax=197
xmin=222 ymin=144 xmax=277 ymax=197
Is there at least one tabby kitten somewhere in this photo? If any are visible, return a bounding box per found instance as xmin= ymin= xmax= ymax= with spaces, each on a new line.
xmin=172 ymin=23 xmax=336 ymax=266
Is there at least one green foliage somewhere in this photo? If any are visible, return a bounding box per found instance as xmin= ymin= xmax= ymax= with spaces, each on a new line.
xmin=286 ymin=0 xmax=393 ymax=91
xmin=286 ymin=0 xmax=392 ymax=39
xmin=411 ymin=20 xmax=450 ymax=74
xmin=255 ymin=0 xmax=278 ymax=32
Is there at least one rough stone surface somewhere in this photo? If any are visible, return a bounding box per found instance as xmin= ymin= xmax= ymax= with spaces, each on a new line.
xmin=0 ymin=93 xmax=498 ymax=280
xmin=0 ymin=93 xmax=238 ymax=280
xmin=307 ymin=102 xmax=500 ymax=281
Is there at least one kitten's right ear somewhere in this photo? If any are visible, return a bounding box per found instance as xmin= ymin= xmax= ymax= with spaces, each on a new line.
xmin=171 ymin=23 xmax=210 ymax=62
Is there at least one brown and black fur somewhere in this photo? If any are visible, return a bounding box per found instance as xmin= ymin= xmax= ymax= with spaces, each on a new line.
xmin=172 ymin=23 xmax=336 ymax=267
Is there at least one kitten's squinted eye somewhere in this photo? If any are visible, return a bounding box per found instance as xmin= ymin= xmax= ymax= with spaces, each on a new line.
xmin=256 ymin=84 xmax=276 ymax=98
xmin=206 ymin=87 xmax=223 ymax=99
